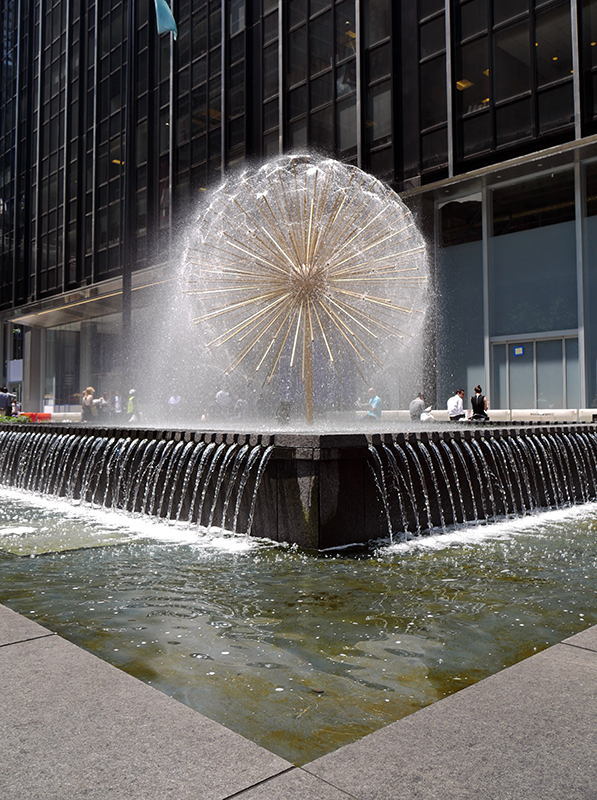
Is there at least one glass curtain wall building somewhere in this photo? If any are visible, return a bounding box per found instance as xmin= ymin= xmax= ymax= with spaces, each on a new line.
xmin=1 ymin=0 xmax=597 ymax=412
xmin=409 ymin=0 xmax=597 ymax=410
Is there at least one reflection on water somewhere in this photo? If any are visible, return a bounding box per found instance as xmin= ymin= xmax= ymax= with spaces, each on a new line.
xmin=0 ymin=488 xmax=596 ymax=765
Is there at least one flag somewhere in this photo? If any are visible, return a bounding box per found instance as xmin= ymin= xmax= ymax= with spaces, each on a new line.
xmin=153 ymin=0 xmax=178 ymax=40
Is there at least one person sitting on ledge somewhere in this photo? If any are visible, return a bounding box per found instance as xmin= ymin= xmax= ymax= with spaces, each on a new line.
xmin=447 ymin=389 xmax=466 ymax=422
xmin=409 ymin=392 xmax=426 ymax=421
xmin=358 ymin=387 xmax=382 ymax=421
xmin=470 ymin=385 xmax=490 ymax=421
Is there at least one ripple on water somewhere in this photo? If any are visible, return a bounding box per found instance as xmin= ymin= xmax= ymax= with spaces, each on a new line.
xmin=0 ymin=492 xmax=597 ymax=763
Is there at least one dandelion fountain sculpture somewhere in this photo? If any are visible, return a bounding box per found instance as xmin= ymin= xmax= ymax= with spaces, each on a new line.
xmin=183 ymin=155 xmax=428 ymax=424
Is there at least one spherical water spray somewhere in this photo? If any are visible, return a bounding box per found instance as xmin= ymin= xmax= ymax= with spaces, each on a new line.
xmin=184 ymin=154 xmax=428 ymax=424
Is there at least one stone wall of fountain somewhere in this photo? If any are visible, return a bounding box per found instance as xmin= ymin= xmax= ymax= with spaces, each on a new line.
xmin=1 ymin=423 xmax=597 ymax=549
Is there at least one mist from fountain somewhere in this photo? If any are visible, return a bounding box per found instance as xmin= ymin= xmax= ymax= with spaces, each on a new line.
xmin=139 ymin=154 xmax=428 ymax=430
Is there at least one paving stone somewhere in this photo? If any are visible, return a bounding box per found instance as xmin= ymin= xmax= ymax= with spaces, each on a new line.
xmin=232 ymin=767 xmax=356 ymax=799
xmin=304 ymin=642 xmax=597 ymax=800
xmin=561 ymin=624 xmax=597 ymax=653
xmin=0 ymin=634 xmax=290 ymax=800
xmin=0 ymin=603 xmax=55 ymax=647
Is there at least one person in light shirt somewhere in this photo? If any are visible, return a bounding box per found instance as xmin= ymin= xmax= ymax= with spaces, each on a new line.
xmin=447 ymin=389 xmax=466 ymax=421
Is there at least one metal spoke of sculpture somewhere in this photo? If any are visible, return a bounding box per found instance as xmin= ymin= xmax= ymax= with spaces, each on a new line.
xmin=184 ymin=155 xmax=428 ymax=424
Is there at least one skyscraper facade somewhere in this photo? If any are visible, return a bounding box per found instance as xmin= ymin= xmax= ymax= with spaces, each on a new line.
xmin=1 ymin=0 xmax=596 ymax=412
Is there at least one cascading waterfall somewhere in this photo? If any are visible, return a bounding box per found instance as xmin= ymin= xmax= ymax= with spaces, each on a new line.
xmin=370 ymin=429 xmax=597 ymax=543
xmin=0 ymin=429 xmax=271 ymax=535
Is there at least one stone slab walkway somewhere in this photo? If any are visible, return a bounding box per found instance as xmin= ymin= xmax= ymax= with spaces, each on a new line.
xmin=2 ymin=603 xmax=597 ymax=799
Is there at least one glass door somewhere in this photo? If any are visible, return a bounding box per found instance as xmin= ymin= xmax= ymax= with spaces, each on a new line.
xmin=491 ymin=337 xmax=578 ymax=409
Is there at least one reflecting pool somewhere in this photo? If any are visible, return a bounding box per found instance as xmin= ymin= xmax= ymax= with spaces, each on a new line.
xmin=0 ymin=488 xmax=596 ymax=765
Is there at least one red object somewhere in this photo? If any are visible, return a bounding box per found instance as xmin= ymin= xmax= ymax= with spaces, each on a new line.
xmin=20 ymin=412 xmax=52 ymax=422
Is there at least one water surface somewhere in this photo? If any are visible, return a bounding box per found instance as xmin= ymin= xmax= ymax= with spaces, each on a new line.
xmin=0 ymin=488 xmax=595 ymax=764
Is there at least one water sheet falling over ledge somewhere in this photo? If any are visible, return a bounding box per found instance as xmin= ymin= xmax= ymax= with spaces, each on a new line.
xmin=0 ymin=426 xmax=273 ymax=538
xmin=368 ymin=427 xmax=597 ymax=543
xmin=0 ymin=424 xmax=597 ymax=549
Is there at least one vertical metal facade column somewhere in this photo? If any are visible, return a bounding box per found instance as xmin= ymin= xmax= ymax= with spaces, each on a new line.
xmin=221 ymin=0 xmax=227 ymax=169
xmin=90 ymin=1 xmax=99 ymax=285
xmin=11 ymin=0 xmax=23 ymax=308
xmin=278 ymin=0 xmax=283 ymax=153
xmin=355 ymin=0 xmax=362 ymax=169
xmin=482 ymin=184 xmax=491 ymax=398
xmin=121 ymin=0 xmax=135 ymax=387
xmin=575 ymin=156 xmax=586 ymax=404
xmin=445 ymin=0 xmax=454 ymax=179
xmin=32 ymin=0 xmax=43 ymax=302
xmin=61 ymin=0 xmax=71 ymax=295
xmin=570 ymin=0 xmax=582 ymax=139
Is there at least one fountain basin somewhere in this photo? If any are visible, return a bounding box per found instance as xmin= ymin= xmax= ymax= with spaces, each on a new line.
xmin=1 ymin=423 xmax=597 ymax=549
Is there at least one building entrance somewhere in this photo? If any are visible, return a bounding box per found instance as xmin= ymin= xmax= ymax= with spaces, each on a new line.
xmin=491 ymin=337 xmax=579 ymax=410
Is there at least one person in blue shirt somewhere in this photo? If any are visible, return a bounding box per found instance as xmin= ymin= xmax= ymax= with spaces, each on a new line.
xmin=359 ymin=387 xmax=382 ymax=421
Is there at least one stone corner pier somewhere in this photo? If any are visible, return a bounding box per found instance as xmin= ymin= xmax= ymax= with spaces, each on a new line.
xmin=1 ymin=422 xmax=596 ymax=550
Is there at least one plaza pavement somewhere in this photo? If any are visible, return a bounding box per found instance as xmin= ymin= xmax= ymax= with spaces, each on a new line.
xmin=1 ymin=602 xmax=597 ymax=799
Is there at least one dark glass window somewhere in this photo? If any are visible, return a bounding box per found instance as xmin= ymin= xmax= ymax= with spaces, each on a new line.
xmin=178 ymin=67 xmax=190 ymax=95
xmin=421 ymin=127 xmax=448 ymax=169
xmin=230 ymin=0 xmax=245 ymax=35
xmin=494 ymin=0 xmax=529 ymax=26
xmin=193 ymin=8 xmax=208 ymax=56
xmin=310 ymin=11 xmax=333 ymax=74
xmin=210 ymin=3 xmax=222 ymax=49
xmin=289 ymin=117 xmax=307 ymax=148
xmin=336 ymin=1 xmax=356 ymax=62
xmin=263 ymin=43 xmax=278 ymax=97
xmin=311 ymin=0 xmax=330 ymax=14
xmin=582 ymin=0 xmax=597 ymax=70
xmin=310 ymin=105 xmax=333 ymax=149
xmin=177 ymin=96 xmax=191 ymax=145
xmin=420 ymin=56 xmax=447 ymax=128
xmin=419 ymin=0 xmax=444 ymax=19
xmin=311 ymin=71 xmax=333 ymax=108
xmin=210 ymin=46 xmax=222 ymax=75
xmin=337 ymin=95 xmax=357 ymax=152
xmin=192 ymin=85 xmax=208 ymax=135
xmin=336 ymin=60 xmax=356 ymax=96
xmin=441 ymin=198 xmax=482 ymax=247
xmin=192 ymin=57 xmax=207 ymax=86
xmin=456 ymin=36 xmax=490 ymax=115
xmin=263 ymin=130 xmax=279 ymax=155
xmin=289 ymin=85 xmax=307 ymax=118
xmin=586 ymin=161 xmax=597 ymax=217
xmin=367 ymin=80 xmax=391 ymax=144
xmin=538 ymin=83 xmax=574 ymax=132
xmin=229 ymin=116 xmax=244 ymax=147
xmin=420 ymin=15 xmax=445 ymax=59
xmin=230 ymin=33 xmax=244 ymax=63
xmin=364 ymin=0 xmax=390 ymax=47
xmin=535 ymin=4 xmax=572 ymax=88
xmin=495 ymin=20 xmax=531 ymax=101
xmin=289 ymin=0 xmax=307 ymax=28
xmin=493 ymin=171 xmax=574 ymax=236
xmin=584 ymin=0 xmax=597 ymax=125
xmin=461 ymin=111 xmax=492 ymax=156
xmin=495 ymin=96 xmax=532 ymax=144
xmin=369 ymin=146 xmax=393 ymax=177
xmin=368 ymin=43 xmax=391 ymax=82
xmin=288 ymin=27 xmax=307 ymax=85
xmin=209 ymin=126 xmax=221 ymax=156
xmin=264 ymin=97 xmax=279 ymax=130
xmin=264 ymin=11 xmax=278 ymax=43
xmin=460 ymin=0 xmax=487 ymax=40
xmin=229 ymin=62 xmax=245 ymax=117
xmin=192 ymin=135 xmax=207 ymax=163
